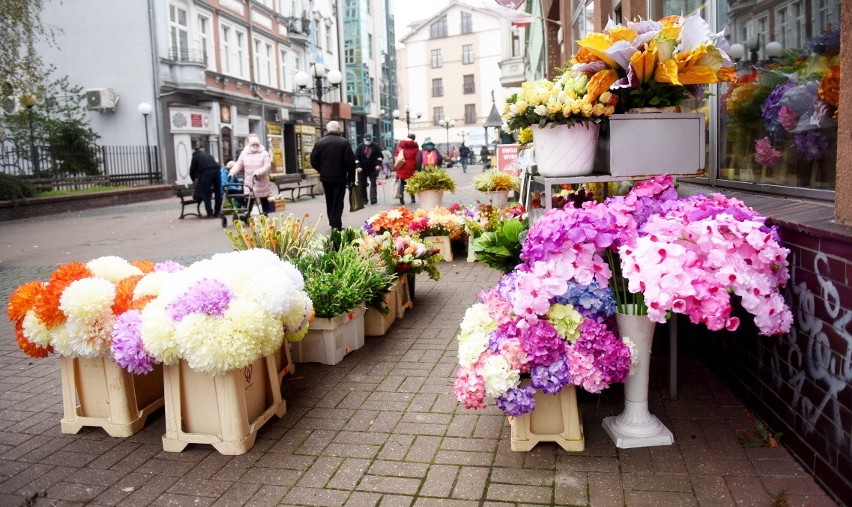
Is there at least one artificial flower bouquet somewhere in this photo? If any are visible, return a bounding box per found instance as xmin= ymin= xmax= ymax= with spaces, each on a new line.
xmin=355 ymin=231 xmax=441 ymax=281
xmin=294 ymin=234 xmax=396 ymax=319
xmin=136 ymin=249 xmax=313 ymax=376
xmin=226 ymin=213 xmax=321 ymax=262
xmin=502 ymin=65 xmax=617 ymax=144
xmin=364 ymin=206 xmax=415 ymax=237
xmin=574 ymin=14 xmax=737 ymax=111
xmin=7 ymin=256 xmax=180 ymax=366
xmin=408 ymin=207 xmax=467 ymax=241
xmin=473 ymin=170 xmax=520 ymax=193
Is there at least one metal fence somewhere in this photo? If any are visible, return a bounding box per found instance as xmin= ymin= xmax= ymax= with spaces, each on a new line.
xmin=0 ymin=140 xmax=162 ymax=192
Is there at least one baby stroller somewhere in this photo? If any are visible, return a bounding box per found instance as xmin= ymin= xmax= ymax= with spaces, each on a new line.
xmin=220 ymin=175 xmax=260 ymax=227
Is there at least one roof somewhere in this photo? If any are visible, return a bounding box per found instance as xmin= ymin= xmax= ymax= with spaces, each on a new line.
xmin=484 ymin=102 xmax=503 ymax=127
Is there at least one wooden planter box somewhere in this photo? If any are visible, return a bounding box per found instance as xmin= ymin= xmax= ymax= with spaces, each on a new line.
xmin=509 ymin=383 xmax=584 ymax=452
xmin=424 ymin=235 xmax=453 ymax=262
xmin=394 ymin=275 xmax=413 ymax=318
xmin=161 ymin=354 xmax=286 ymax=455
xmin=273 ymin=340 xmax=295 ymax=383
xmin=292 ymin=307 xmax=366 ymax=365
xmin=60 ymin=356 xmax=164 ymax=437
xmin=365 ymin=289 xmax=396 ymax=336
xmin=608 ymin=112 xmax=705 ymax=177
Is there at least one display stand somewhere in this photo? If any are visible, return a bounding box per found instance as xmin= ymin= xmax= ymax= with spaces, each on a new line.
xmin=521 ymin=171 xmax=680 ymax=399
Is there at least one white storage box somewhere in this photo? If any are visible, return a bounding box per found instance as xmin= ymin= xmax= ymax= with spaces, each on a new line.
xmin=608 ymin=112 xmax=705 ymax=177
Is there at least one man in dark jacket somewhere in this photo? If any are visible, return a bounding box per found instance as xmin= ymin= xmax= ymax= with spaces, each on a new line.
xmin=355 ymin=133 xmax=383 ymax=205
xmin=310 ymin=121 xmax=356 ymax=230
xmin=188 ymin=145 xmax=223 ymax=218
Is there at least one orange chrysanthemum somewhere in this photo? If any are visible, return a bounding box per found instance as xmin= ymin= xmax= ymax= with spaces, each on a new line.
xmin=7 ymin=281 xmax=44 ymax=322
xmin=658 ymin=15 xmax=681 ymax=26
xmin=130 ymin=295 xmax=156 ymax=311
xmin=14 ymin=322 xmax=52 ymax=358
xmin=131 ymin=260 xmax=156 ymax=274
xmin=113 ymin=275 xmax=144 ymax=315
xmin=33 ymin=280 xmax=71 ymax=327
xmin=49 ymin=262 xmax=92 ymax=285
xmin=573 ymin=47 xmax=599 ymax=64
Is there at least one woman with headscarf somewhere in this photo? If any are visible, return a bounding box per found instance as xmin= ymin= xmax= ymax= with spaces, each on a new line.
xmin=229 ymin=133 xmax=273 ymax=218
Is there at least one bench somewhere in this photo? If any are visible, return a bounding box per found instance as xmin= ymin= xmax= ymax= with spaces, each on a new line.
xmin=174 ymin=184 xmax=201 ymax=219
xmin=272 ymin=173 xmax=315 ymax=201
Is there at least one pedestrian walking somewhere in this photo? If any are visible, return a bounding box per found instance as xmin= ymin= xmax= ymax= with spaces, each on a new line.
xmin=310 ymin=121 xmax=356 ymax=229
xmin=189 ymin=144 xmax=223 ymax=218
xmin=394 ymin=134 xmax=420 ymax=205
xmin=459 ymin=143 xmax=471 ymax=173
xmin=355 ymin=133 xmax=383 ymax=205
xmin=480 ymin=145 xmax=491 ymax=171
xmin=420 ymin=138 xmax=443 ymax=168
xmin=229 ymin=134 xmax=273 ymax=217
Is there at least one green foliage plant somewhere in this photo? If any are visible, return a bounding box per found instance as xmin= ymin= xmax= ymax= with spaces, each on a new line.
xmin=473 ymin=170 xmax=519 ymax=192
xmin=226 ymin=213 xmax=321 ymax=263
xmin=471 ymin=217 xmax=527 ymax=273
xmin=0 ymin=173 xmax=35 ymax=203
xmin=404 ymin=166 xmax=456 ymax=194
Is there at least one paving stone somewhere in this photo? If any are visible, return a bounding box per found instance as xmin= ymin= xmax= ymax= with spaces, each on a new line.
xmin=368 ymin=460 xmax=429 ymax=479
xmin=357 ymin=474 xmax=422 ymax=495
xmin=624 ymin=489 xmax=699 ymax=506
xmin=297 ymin=456 xmax=344 ymax=488
xmin=327 ymin=458 xmax=371 ymax=490
xmin=210 ymin=481 xmax=263 ymax=506
xmin=342 ymin=490 xmax=382 ymax=506
xmin=486 ymin=482 xmax=553 ymax=504
xmin=587 ymin=471 xmax=625 ymax=507
xmin=245 ymin=484 xmax=289 ymax=507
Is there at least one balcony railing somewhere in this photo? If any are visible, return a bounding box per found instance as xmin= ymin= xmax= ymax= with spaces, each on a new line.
xmin=166 ymin=47 xmax=208 ymax=66
xmin=284 ymin=17 xmax=311 ymax=35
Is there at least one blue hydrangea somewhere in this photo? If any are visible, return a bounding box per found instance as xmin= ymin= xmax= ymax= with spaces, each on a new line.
xmin=495 ymin=384 xmax=537 ymax=416
xmin=530 ymin=356 xmax=573 ymax=394
xmin=555 ymin=280 xmax=615 ymax=318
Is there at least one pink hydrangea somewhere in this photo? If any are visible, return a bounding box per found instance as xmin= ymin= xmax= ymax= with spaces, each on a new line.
xmin=754 ymin=137 xmax=782 ymax=167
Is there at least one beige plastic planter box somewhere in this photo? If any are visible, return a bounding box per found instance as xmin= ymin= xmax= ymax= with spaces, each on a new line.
xmin=273 ymin=341 xmax=295 ymax=383
xmin=424 ymin=235 xmax=453 ymax=262
xmin=161 ymin=354 xmax=286 ymax=455
xmin=394 ymin=275 xmax=413 ymax=318
xmin=60 ymin=356 xmax=164 ymax=437
xmin=292 ymin=307 xmax=366 ymax=365
xmin=364 ymin=289 xmax=396 ymax=336
xmin=510 ymin=383 xmax=584 ymax=452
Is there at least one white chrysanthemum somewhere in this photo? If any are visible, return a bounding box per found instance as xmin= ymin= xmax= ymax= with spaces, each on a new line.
xmin=49 ymin=326 xmax=74 ymax=357
xmin=174 ymin=313 xmax=263 ymax=376
xmin=60 ymin=278 xmax=116 ymax=320
xmin=139 ymin=300 xmax=180 ymax=364
xmin=133 ymin=271 xmax=173 ymax=299
xmin=480 ymin=354 xmax=520 ymax=398
xmin=86 ymin=256 xmax=143 ymax=283
xmin=282 ymin=293 xmax=313 ymax=338
xmin=22 ymin=310 xmax=54 ymax=346
xmin=622 ymin=336 xmax=639 ymax=374
xmin=65 ymin=313 xmax=115 ymax=358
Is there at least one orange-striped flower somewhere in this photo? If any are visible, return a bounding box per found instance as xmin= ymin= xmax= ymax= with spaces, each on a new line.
xmin=7 ymin=281 xmax=43 ymax=322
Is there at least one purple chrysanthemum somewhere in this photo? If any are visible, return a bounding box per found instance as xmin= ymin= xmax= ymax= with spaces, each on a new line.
xmin=111 ymin=310 xmax=157 ymax=374
xmin=530 ymin=356 xmax=573 ymax=394
xmin=166 ymin=278 xmax=234 ymax=321
xmin=154 ymin=260 xmax=185 ymax=273
xmin=495 ymin=384 xmax=537 ymax=416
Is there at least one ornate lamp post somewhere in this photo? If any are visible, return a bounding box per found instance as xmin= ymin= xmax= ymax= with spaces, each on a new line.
xmin=392 ymin=105 xmax=420 ymax=136
xmin=138 ymin=102 xmax=154 ymax=182
xmin=294 ymin=63 xmax=343 ymax=136
xmin=20 ymin=93 xmax=40 ymax=178
xmin=439 ymin=117 xmax=455 ymax=154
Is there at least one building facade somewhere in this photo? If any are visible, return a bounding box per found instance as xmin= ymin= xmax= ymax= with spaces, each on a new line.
xmin=38 ymin=0 xmax=352 ymax=184
xmin=395 ymin=2 xmax=521 ymax=152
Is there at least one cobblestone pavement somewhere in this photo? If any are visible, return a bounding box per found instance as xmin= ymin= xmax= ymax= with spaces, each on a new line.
xmin=0 ymin=169 xmax=838 ymax=506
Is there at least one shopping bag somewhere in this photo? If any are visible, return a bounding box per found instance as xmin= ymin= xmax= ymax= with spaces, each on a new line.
xmin=393 ymin=150 xmax=406 ymax=169
xmin=349 ymin=184 xmax=364 ymax=212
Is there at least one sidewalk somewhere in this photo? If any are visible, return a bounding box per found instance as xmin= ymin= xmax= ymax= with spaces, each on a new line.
xmin=0 ymin=169 xmax=837 ymax=506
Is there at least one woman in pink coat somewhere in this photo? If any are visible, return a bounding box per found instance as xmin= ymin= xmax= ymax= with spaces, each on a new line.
xmin=229 ymin=134 xmax=273 ymax=217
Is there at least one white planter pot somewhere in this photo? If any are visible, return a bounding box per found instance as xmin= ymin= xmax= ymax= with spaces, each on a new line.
xmin=480 ymin=190 xmax=509 ymax=206
xmin=532 ymin=123 xmax=599 ymax=177
xmin=417 ymin=189 xmax=444 ymax=209
xmin=602 ymin=307 xmax=674 ymax=448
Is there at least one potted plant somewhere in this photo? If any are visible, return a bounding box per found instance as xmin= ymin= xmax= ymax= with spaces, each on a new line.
xmin=293 ymin=231 xmax=396 ymax=364
xmin=473 ymin=170 xmax=520 ymax=206
xmin=406 ymin=207 xmax=467 ymax=262
xmin=404 ymin=166 xmax=456 ymax=209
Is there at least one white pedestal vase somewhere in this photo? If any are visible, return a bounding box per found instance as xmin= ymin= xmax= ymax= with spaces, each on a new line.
xmin=532 ymin=123 xmax=599 ymax=177
xmin=602 ymin=308 xmax=674 ymax=448
xmin=416 ymin=190 xmax=444 ymax=209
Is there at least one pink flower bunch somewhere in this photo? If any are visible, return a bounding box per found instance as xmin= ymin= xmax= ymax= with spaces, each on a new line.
xmin=619 ymin=193 xmax=792 ymax=335
xmin=754 ymin=137 xmax=782 ymax=167
xmin=778 ymin=105 xmax=800 ymax=132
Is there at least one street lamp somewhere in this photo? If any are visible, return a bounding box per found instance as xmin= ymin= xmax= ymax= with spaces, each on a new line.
xmin=439 ymin=117 xmax=455 ymax=153
xmin=19 ymin=93 xmax=40 ymax=178
xmin=294 ymin=63 xmax=343 ymax=136
xmin=138 ymin=102 xmax=153 ymax=183
xmin=392 ymin=105 xmax=421 ymax=136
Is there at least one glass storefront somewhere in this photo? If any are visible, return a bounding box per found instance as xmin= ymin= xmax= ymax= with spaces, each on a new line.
xmin=652 ymin=0 xmax=840 ymax=196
